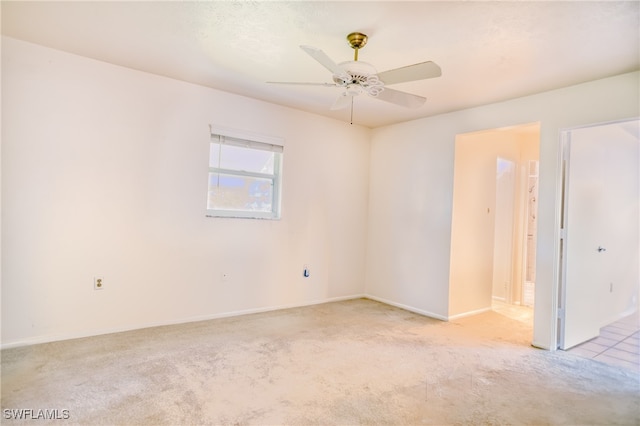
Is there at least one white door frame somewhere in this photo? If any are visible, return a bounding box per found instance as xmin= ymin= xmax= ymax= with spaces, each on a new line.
xmin=557 ymin=129 xmax=571 ymax=349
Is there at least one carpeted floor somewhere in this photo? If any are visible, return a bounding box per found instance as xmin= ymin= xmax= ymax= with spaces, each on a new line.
xmin=1 ymin=298 xmax=639 ymax=425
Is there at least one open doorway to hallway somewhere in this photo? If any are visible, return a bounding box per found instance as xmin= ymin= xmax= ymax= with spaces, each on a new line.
xmin=449 ymin=122 xmax=540 ymax=330
xmin=491 ymin=155 xmax=539 ymax=325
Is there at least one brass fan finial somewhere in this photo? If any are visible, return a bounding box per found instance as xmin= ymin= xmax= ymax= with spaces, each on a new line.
xmin=347 ymin=32 xmax=368 ymax=61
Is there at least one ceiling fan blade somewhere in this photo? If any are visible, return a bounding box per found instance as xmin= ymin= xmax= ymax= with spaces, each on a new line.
xmin=376 ymin=87 xmax=426 ymax=108
xmin=330 ymin=92 xmax=354 ymax=110
xmin=377 ymin=61 xmax=442 ymax=85
xmin=267 ymin=81 xmax=336 ymax=87
xmin=300 ymin=45 xmax=350 ymax=81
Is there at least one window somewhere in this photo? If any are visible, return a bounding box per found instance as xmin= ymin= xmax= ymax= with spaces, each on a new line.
xmin=207 ymin=126 xmax=283 ymax=219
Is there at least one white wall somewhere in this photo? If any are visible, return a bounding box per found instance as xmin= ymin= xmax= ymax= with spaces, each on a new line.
xmin=1 ymin=37 xmax=371 ymax=347
xmin=366 ymin=71 xmax=639 ymax=349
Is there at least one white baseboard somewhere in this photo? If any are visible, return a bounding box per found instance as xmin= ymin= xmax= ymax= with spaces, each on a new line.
xmin=1 ymin=294 xmax=366 ymax=350
xmin=447 ymin=306 xmax=492 ymax=321
xmin=363 ymin=294 xmax=448 ymax=321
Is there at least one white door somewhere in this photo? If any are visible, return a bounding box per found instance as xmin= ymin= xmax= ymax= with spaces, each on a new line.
xmin=560 ymin=119 xmax=639 ymax=350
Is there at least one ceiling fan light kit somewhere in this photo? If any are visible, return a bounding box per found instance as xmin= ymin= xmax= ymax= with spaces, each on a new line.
xmin=269 ymin=32 xmax=441 ymax=121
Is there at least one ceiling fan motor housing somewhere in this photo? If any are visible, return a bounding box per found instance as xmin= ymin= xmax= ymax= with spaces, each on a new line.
xmin=333 ymin=61 xmax=384 ymax=96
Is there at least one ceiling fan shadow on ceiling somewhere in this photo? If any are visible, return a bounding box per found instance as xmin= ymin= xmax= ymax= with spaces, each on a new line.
xmin=268 ymin=32 xmax=442 ymax=124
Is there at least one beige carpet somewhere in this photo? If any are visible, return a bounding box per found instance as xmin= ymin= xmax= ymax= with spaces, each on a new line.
xmin=1 ymin=298 xmax=639 ymax=425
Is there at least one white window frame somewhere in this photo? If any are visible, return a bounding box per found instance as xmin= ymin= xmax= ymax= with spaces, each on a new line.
xmin=207 ymin=125 xmax=283 ymax=220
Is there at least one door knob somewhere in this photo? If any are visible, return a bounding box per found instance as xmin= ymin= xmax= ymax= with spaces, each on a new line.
xmin=597 ymin=246 xmax=607 ymax=252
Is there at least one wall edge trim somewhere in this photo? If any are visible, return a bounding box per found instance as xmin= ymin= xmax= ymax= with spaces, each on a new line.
xmin=0 ymin=294 xmax=366 ymax=350
xmin=447 ymin=306 xmax=493 ymax=321
xmin=364 ymin=294 xmax=448 ymax=321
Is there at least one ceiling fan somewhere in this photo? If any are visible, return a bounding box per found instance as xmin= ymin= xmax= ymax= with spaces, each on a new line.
xmin=269 ymin=32 xmax=441 ymax=115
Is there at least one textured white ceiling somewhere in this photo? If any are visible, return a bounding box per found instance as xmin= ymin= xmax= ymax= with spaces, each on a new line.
xmin=2 ymin=1 xmax=639 ymax=128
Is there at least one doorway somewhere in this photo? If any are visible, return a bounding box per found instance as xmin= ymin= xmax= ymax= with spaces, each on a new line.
xmin=492 ymin=157 xmax=540 ymax=306
xmin=492 ymin=157 xmax=517 ymax=303
xmin=449 ymin=122 xmax=540 ymax=325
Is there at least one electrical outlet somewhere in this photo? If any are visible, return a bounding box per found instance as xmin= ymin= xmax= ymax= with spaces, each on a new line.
xmin=94 ymin=277 xmax=104 ymax=290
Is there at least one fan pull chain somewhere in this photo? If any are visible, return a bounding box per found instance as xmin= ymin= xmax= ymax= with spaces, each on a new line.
xmin=350 ymin=96 xmax=354 ymax=125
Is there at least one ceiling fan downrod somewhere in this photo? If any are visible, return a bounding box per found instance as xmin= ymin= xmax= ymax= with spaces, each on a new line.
xmin=347 ymin=32 xmax=367 ymax=61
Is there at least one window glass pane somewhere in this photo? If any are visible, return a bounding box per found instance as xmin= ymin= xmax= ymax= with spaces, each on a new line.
xmin=209 ymin=143 xmax=274 ymax=174
xmin=207 ymin=173 xmax=274 ymax=212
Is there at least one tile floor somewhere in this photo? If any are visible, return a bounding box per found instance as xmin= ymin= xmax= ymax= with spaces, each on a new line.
xmin=567 ymin=311 xmax=640 ymax=371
